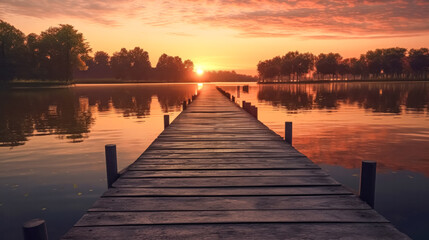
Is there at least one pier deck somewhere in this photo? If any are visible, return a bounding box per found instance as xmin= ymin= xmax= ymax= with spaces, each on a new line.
xmin=63 ymin=85 xmax=408 ymax=239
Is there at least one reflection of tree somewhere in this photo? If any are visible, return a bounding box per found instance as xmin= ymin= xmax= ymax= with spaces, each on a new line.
xmin=256 ymin=83 xmax=429 ymax=113
xmin=0 ymin=89 xmax=94 ymax=147
xmin=258 ymin=85 xmax=313 ymax=110
xmin=75 ymin=85 xmax=195 ymax=116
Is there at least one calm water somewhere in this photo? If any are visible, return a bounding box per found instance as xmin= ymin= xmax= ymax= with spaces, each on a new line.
xmin=1 ymin=82 xmax=428 ymax=239
xmin=220 ymin=82 xmax=429 ymax=239
xmin=0 ymin=84 xmax=199 ymax=239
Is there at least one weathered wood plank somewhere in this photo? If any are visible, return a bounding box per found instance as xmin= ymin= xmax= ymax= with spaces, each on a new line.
xmin=122 ymin=169 xmax=327 ymax=178
xmin=89 ymin=195 xmax=370 ymax=211
xmin=74 ymin=209 xmax=389 ymax=226
xmin=112 ymin=176 xmax=339 ymax=188
xmin=102 ymin=186 xmax=353 ymax=197
xmin=128 ymin=163 xmax=319 ymax=170
xmin=139 ymin=153 xmax=305 ymax=159
xmin=62 ymin=224 xmax=410 ymax=240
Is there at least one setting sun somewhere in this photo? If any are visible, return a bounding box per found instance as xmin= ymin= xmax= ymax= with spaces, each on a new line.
xmin=196 ymin=68 xmax=204 ymax=76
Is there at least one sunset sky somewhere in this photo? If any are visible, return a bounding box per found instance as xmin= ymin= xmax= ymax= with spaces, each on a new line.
xmin=1 ymin=0 xmax=428 ymax=75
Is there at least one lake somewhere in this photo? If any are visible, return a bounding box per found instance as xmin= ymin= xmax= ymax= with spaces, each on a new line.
xmin=1 ymin=82 xmax=428 ymax=239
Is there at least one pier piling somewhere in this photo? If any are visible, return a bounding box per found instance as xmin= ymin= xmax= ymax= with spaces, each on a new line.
xmin=360 ymin=161 xmax=377 ymax=208
xmin=23 ymin=219 xmax=48 ymax=240
xmin=105 ymin=144 xmax=118 ymax=188
xmin=285 ymin=122 xmax=293 ymax=144
xmin=164 ymin=115 xmax=170 ymax=129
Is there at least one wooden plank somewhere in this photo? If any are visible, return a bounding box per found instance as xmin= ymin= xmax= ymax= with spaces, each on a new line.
xmin=139 ymin=153 xmax=305 ymax=159
xmin=102 ymin=186 xmax=353 ymax=197
xmin=63 ymin=223 xmax=410 ymax=240
xmin=149 ymin=141 xmax=288 ymax=150
xmin=128 ymin=163 xmax=319 ymax=170
xmin=112 ymin=176 xmax=339 ymax=188
xmin=121 ymin=169 xmax=327 ymax=178
xmin=89 ymin=195 xmax=370 ymax=211
xmin=134 ymin=157 xmax=314 ymax=164
xmin=74 ymin=209 xmax=389 ymax=226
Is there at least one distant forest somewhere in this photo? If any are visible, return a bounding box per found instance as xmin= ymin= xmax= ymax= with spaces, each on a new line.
xmin=0 ymin=20 xmax=255 ymax=83
xmin=258 ymin=48 xmax=429 ymax=82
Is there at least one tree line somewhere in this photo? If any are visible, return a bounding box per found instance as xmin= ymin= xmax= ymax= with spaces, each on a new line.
xmin=1 ymin=20 xmax=255 ymax=83
xmin=257 ymin=48 xmax=429 ymax=82
xmin=75 ymin=49 xmax=196 ymax=81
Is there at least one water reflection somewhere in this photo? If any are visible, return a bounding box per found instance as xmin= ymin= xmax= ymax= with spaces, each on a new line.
xmin=0 ymin=84 xmax=197 ymax=147
xmin=256 ymin=82 xmax=429 ymax=113
xmin=221 ymin=82 xmax=429 ymax=239
xmin=0 ymin=83 xmax=198 ymax=240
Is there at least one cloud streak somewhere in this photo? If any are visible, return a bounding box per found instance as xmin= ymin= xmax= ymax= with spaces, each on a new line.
xmin=1 ymin=0 xmax=428 ymax=39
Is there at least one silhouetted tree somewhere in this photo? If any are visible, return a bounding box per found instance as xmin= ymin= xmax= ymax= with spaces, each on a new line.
xmin=408 ymin=48 xmax=429 ymax=79
xmin=128 ymin=47 xmax=151 ymax=79
xmin=382 ymin=47 xmax=407 ymax=78
xmin=155 ymin=53 xmax=191 ymax=81
xmin=110 ymin=48 xmax=131 ymax=79
xmin=316 ymin=53 xmax=342 ymax=80
xmin=37 ymin=24 xmax=90 ymax=81
xmin=0 ymin=20 xmax=26 ymax=81
xmin=365 ymin=49 xmax=383 ymax=77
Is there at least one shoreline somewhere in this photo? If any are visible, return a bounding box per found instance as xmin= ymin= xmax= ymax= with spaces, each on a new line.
xmin=257 ymin=78 xmax=429 ymax=84
xmin=2 ymin=78 xmax=429 ymax=89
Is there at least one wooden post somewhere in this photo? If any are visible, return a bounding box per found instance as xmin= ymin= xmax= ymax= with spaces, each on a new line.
xmin=285 ymin=122 xmax=292 ymax=144
xmin=192 ymin=95 xmax=196 ymax=100
xmin=245 ymin=102 xmax=251 ymax=112
xmin=360 ymin=161 xmax=377 ymax=208
xmin=232 ymin=96 xmax=235 ymax=102
xmin=164 ymin=114 xmax=169 ymax=129
xmin=105 ymin=144 xmax=118 ymax=188
xmin=254 ymin=106 xmax=258 ymax=119
xmin=242 ymin=101 xmax=246 ymax=109
xmin=188 ymin=99 xmax=191 ymax=105
xmin=23 ymin=219 xmax=48 ymax=240
xmin=182 ymin=101 xmax=187 ymax=110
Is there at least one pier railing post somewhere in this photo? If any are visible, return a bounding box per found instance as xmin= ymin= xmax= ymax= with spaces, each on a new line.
xmin=164 ymin=114 xmax=170 ymax=129
xmin=183 ymin=101 xmax=187 ymax=110
xmin=23 ymin=218 xmax=48 ymax=240
xmin=285 ymin=122 xmax=292 ymax=144
xmin=105 ymin=144 xmax=118 ymax=188
xmin=360 ymin=161 xmax=377 ymax=208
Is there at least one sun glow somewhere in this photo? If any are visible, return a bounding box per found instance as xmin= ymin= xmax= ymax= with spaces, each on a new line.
xmin=196 ymin=68 xmax=204 ymax=76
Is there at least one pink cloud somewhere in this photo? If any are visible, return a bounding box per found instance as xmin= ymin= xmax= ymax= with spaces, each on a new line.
xmin=1 ymin=0 xmax=428 ymax=39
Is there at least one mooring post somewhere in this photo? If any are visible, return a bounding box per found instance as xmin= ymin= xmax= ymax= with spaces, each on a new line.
xmin=232 ymin=96 xmax=235 ymax=102
xmin=23 ymin=219 xmax=48 ymax=240
xmin=245 ymin=102 xmax=251 ymax=112
xmin=182 ymin=101 xmax=187 ymax=110
xmin=360 ymin=161 xmax=377 ymax=208
xmin=254 ymin=106 xmax=258 ymax=119
xmin=285 ymin=122 xmax=292 ymax=144
xmin=164 ymin=114 xmax=170 ymax=129
xmin=105 ymin=144 xmax=118 ymax=188
xmin=188 ymin=99 xmax=191 ymax=105
xmin=192 ymin=95 xmax=196 ymax=100
xmin=242 ymin=101 xmax=246 ymax=109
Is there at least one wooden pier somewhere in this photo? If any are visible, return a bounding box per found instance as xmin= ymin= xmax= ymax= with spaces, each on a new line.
xmin=62 ymin=85 xmax=408 ymax=239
